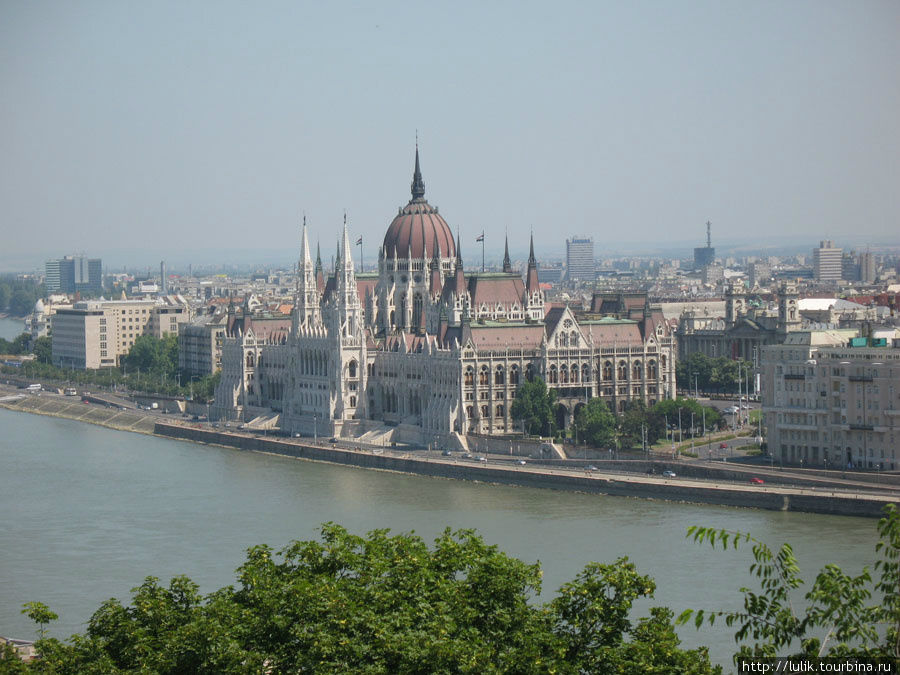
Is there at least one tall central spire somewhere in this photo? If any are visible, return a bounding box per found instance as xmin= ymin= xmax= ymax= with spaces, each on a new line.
xmin=411 ymin=138 xmax=425 ymax=201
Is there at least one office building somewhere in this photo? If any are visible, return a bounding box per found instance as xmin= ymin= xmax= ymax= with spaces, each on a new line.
xmin=565 ymin=237 xmax=595 ymax=280
xmin=693 ymin=221 xmax=715 ymax=270
xmin=44 ymin=256 xmax=102 ymax=294
xmin=813 ymin=241 xmax=843 ymax=283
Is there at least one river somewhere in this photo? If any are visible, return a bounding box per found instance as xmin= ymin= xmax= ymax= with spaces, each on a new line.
xmin=0 ymin=315 xmax=26 ymax=341
xmin=0 ymin=407 xmax=883 ymax=667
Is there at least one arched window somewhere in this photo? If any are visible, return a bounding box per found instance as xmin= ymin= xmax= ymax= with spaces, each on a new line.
xmin=510 ymin=365 xmax=520 ymax=385
xmin=479 ymin=366 xmax=489 ymax=386
xmin=549 ymin=365 xmax=558 ymax=383
xmin=495 ymin=366 xmax=505 ymax=385
xmin=647 ymin=360 xmax=658 ymax=379
xmin=560 ymin=333 xmax=568 ymax=347
xmin=603 ymin=361 xmax=613 ymax=381
xmin=465 ymin=367 xmax=474 ymax=386
xmin=582 ymin=364 xmax=590 ymax=382
xmin=617 ymin=361 xmax=627 ymax=380
xmin=246 ymin=353 xmax=255 ymax=367
xmin=349 ymin=396 xmax=356 ymax=407
xmin=481 ymin=405 xmax=489 ymax=418
xmin=348 ymin=360 xmax=357 ymax=378
xmin=525 ymin=363 xmax=533 ymax=381
xmin=570 ymin=331 xmax=578 ymax=346
xmin=466 ymin=405 xmax=473 ymax=418
xmin=661 ymin=355 xmax=667 ymax=369
xmin=570 ymin=364 xmax=578 ymax=383
xmin=496 ymin=404 xmax=504 ymax=417
xmin=632 ymin=361 xmax=642 ymax=380
xmin=560 ymin=365 xmax=569 ymax=383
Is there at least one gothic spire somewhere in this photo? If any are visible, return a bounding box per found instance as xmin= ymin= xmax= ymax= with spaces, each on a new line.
xmin=502 ymin=232 xmax=512 ymax=273
xmin=456 ymin=231 xmax=462 ymax=264
xmin=411 ymin=140 xmax=425 ymax=201
xmin=528 ymin=231 xmax=536 ymax=266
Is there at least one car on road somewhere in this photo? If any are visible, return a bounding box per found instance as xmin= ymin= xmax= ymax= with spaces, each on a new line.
xmin=441 ymin=450 xmax=452 ymax=457
xmin=662 ymin=470 xmax=676 ymax=477
xmin=749 ymin=477 xmax=765 ymax=484
xmin=475 ymin=456 xmax=487 ymax=463
xmin=586 ymin=465 xmax=598 ymax=472
xmin=462 ymin=453 xmax=473 ymax=459
xmin=724 ymin=406 xmax=740 ymax=414
xmin=719 ymin=442 xmax=729 ymax=449
xmin=516 ymin=459 xmax=527 ymax=465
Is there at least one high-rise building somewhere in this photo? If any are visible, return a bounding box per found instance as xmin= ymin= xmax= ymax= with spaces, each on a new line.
xmin=693 ymin=221 xmax=715 ymax=269
xmin=859 ymin=252 xmax=876 ymax=284
xmin=565 ymin=236 xmax=594 ymax=280
xmin=44 ymin=256 xmax=102 ymax=293
xmin=160 ymin=261 xmax=168 ymax=295
xmin=813 ymin=240 xmax=842 ymax=282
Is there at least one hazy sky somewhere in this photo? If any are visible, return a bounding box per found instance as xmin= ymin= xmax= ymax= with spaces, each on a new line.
xmin=2 ymin=1 xmax=898 ymax=271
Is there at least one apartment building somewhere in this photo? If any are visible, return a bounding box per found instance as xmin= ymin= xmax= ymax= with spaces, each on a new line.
xmin=178 ymin=313 xmax=227 ymax=377
xmin=762 ymin=331 xmax=900 ymax=470
xmin=52 ymin=297 xmax=191 ymax=369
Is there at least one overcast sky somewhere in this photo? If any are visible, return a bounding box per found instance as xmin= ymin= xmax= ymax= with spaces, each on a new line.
xmin=2 ymin=1 xmax=898 ymax=271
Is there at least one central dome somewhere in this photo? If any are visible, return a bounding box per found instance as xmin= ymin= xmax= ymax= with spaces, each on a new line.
xmin=382 ymin=148 xmax=456 ymax=260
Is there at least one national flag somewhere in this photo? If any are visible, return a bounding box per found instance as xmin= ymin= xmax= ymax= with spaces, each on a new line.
xmin=475 ymin=233 xmax=484 ymax=242
xmin=355 ymin=236 xmax=363 ymax=245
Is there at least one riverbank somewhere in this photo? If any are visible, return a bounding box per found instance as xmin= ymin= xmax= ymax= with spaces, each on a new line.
xmin=2 ymin=392 xmax=895 ymax=517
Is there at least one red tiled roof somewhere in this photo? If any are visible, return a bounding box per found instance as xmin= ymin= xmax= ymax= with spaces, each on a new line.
xmin=464 ymin=324 xmax=545 ymax=350
xmin=383 ymin=200 xmax=455 ymax=260
xmin=468 ymin=275 xmax=525 ymax=306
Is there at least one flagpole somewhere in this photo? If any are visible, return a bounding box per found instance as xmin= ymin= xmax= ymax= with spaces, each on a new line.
xmin=356 ymin=236 xmax=363 ymax=273
xmin=481 ymin=230 xmax=485 ymax=272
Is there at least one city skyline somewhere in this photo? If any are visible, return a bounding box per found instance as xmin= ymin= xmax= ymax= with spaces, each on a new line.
xmin=2 ymin=1 xmax=898 ymax=272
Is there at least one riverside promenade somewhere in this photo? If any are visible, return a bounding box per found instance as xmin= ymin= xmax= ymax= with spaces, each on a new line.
xmin=2 ymin=387 xmax=896 ymax=518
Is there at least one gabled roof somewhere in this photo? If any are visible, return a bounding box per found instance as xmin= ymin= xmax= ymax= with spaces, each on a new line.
xmin=467 ymin=273 xmax=525 ymax=307
xmin=463 ymin=323 xmax=545 ymax=350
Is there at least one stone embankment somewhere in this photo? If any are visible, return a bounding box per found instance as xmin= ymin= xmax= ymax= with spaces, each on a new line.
xmin=156 ymin=423 xmax=895 ymax=519
xmin=2 ymin=391 xmax=895 ymax=518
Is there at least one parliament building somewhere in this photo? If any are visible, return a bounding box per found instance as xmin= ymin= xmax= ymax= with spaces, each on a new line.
xmin=213 ymin=150 xmax=677 ymax=447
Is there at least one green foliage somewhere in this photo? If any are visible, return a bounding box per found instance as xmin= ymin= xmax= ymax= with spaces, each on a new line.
xmin=679 ymin=504 xmax=900 ymax=664
xmin=677 ymin=352 xmax=753 ymax=395
xmin=0 ymin=276 xmax=44 ymax=316
xmin=32 ymin=336 xmax=52 ymax=364
xmin=511 ymin=377 xmax=557 ymax=437
xmin=22 ymin=601 xmax=58 ymax=640
xmin=575 ymin=398 xmax=616 ymax=447
xmin=0 ymin=332 xmax=30 ymax=356
xmin=22 ymin=525 xmax=718 ymax=674
xmin=122 ymin=334 xmax=178 ymax=377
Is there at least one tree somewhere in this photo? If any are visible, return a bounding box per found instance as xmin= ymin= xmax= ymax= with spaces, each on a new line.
xmin=32 ymin=336 xmax=52 ymax=364
xmin=21 ymin=601 xmax=58 ymax=640
xmin=22 ymin=525 xmax=719 ymax=674
xmin=510 ymin=376 xmax=557 ymax=437
xmin=576 ymin=398 xmax=616 ymax=447
xmin=679 ymin=504 xmax=900 ymax=665
xmin=122 ymin=334 xmax=178 ymax=378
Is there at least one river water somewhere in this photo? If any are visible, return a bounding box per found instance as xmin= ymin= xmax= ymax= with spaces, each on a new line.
xmin=0 ymin=406 xmax=883 ymax=667
xmin=0 ymin=315 xmax=26 ymax=341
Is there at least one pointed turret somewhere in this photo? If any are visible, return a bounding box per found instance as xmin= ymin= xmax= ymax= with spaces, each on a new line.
xmin=429 ymin=240 xmax=443 ymax=295
xmin=524 ymin=232 xmax=543 ymax=321
xmin=315 ymin=242 xmax=325 ymax=293
xmin=411 ymin=141 xmax=425 ymax=201
xmin=502 ymin=233 xmax=512 ymax=273
xmin=295 ymin=215 xmax=321 ymax=329
xmin=526 ymin=232 xmax=539 ymax=292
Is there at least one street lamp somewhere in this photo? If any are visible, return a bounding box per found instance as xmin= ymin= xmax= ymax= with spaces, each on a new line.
xmin=693 ymin=372 xmax=699 ymax=400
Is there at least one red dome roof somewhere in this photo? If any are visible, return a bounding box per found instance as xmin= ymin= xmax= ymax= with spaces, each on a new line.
xmin=383 ymin=146 xmax=457 ymax=260
xmin=383 ymin=200 xmax=455 ymax=260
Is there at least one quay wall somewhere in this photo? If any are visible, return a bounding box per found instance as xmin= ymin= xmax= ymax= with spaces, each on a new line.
xmin=155 ymin=423 xmax=892 ymax=519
